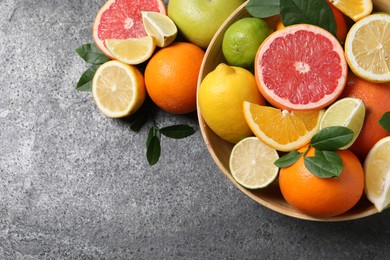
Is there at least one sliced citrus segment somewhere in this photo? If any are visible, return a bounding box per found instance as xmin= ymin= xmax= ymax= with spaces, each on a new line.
xmin=142 ymin=11 xmax=177 ymax=47
xmin=255 ymin=24 xmax=348 ymax=111
xmin=320 ymin=97 xmax=366 ymax=149
xmin=92 ymin=0 xmax=166 ymax=59
xmin=105 ymin=36 xmax=156 ymax=65
xmin=229 ymin=137 xmax=279 ymax=189
xmin=243 ymin=101 xmax=324 ymax=152
xmin=328 ymin=0 xmax=372 ymax=22
xmin=92 ymin=60 xmax=146 ymax=118
xmin=364 ymin=136 xmax=390 ymax=212
xmin=344 ymin=13 xmax=390 ymax=83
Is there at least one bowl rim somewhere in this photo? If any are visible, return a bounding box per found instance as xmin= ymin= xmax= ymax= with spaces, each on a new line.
xmin=196 ymin=0 xmax=383 ymax=221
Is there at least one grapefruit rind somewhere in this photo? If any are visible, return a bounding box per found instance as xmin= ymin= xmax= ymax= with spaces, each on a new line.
xmin=255 ymin=24 xmax=348 ymax=111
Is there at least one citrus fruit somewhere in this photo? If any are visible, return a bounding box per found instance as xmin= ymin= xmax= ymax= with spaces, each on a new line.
xmin=198 ymin=63 xmax=265 ymax=144
xmin=222 ymin=17 xmax=272 ymax=69
xmin=279 ymin=146 xmax=365 ymax=218
xmin=141 ymin=11 xmax=177 ymax=47
xmin=144 ymin=42 xmax=204 ymax=114
xmin=93 ymin=0 xmax=166 ymax=59
xmin=105 ymin=36 xmax=156 ymax=65
xmin=328 ymin=2 xmax=348 ymax=43
xmin=276 ymin=3 xmax=348 ymax=42
xmin=92 ymin=60 xmax=146 ymax=118
xmin=341 ymin=73 xmax=390 ymax=161
xmin=167 ymin=0 xmax=246 ymax=48
xmin=328 ymin=0 xmax=372 ymax=22
xmin=344 ymin=13 xmax=390 ymax=83
xmin=320 ymin=97 xmax=366 ymax=150
xmin=229 ymin=137 xmax=279 ymax=189
xmin=364 ymin=136 xmax=390 ymax=212
xmin=255 ymin=24 xmax=348 ymax=111
xmin=243 ymin=102 xmax=324 ymax=152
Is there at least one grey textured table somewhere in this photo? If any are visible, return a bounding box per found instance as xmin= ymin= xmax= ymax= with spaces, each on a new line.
xmin=1 ymin=0 xmax=389 ymax=259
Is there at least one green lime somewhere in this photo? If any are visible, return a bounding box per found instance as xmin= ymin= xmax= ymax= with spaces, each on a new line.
xmin=320 ymin=97 xmax=366 ymax=149
xmin=222 ymin=17 xmax=272 ymax=69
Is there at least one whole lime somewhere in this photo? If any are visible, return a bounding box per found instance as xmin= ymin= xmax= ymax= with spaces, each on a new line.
xmin=222 ymin=17 xmax=272 ymax=69
xmin=167 ymin=0 xmax=246 ymax=49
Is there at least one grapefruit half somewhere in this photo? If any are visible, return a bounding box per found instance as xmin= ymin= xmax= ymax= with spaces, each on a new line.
xmin=255 ymin=24 xmax=348 ymax=111
xmin=93 ymin=0 xmax=166 ymax=59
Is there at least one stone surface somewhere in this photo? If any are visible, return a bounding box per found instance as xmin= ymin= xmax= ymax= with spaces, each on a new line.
xmin=0 ymin=0 xmax=389 ymax=259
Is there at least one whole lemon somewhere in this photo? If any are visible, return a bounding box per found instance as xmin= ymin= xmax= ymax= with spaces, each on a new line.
xmin=222 ymin=17 xmax=272 ymax=69
xmin=198 ymin=63 xmax=266 ymax=143
xmin=167 ymin=0 xmax=246 ymax=49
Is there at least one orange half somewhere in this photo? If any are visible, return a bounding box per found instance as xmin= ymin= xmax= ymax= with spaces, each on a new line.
xmin=243 ymin=101 xmax=324 ymax=152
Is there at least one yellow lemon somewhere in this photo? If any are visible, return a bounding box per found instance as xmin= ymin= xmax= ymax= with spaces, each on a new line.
xmin=198 ymin=63 xmax=265 ymax=144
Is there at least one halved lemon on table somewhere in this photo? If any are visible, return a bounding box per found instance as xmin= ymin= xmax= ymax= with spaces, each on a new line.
xmin=92 ymin=60 xmax=146 ymax=118
xmin=105 ymin=36 xmax=156 ymax=65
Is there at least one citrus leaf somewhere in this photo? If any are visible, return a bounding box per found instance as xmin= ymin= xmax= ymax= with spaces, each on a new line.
xmin=76 ymin=43 xmax=111 ymax=65
xmin=304 ymin=150 xmax=343 ymax=178
xmin=311 ymin=126 xmax=354 ymax=150
xmin=160 ymin=125 xmax=195 ymax=139
xmin=274 ymin=150 xmax=301 ymax=168
xmin=246 ymin=0 xmax=280 ymax=18
xmin=280 ymin=0 xmax=337 ymax=37
xmin=379 ymin=112 xmax=390 ymax=133
xmin=76 ymin=65 xmax=99 ymax=91
xmin=146 ymin=126 xmax=161 ymax=165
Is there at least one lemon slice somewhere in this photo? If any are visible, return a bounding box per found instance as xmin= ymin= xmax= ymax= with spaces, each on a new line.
xmin=92 ymin=60 xmax=146 ymax=118
xmin=105 ymin=36 xmax=156 ymax=65
xmin=243 ymin=101 xmax=324 ymax=152
xmin=229 ymin=137 xmax=279 ymax=189
xmin=345 ymin=13 xmax=390 ymax=83
xmin=364 ymin=136 xmax=390 ymax=212
xmin=328 ymin=0 xmax=372 ymax=22
xmin=320 ymin=97 xmax=366 ymax=149
xmin=142 ymin=11 xmax=177 ymax=48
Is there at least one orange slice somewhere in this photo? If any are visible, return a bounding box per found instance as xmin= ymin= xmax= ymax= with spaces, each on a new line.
xmin=243 ymin=101 xmax=324 ymax=152
xmin=328 ymin=0 xmax=372 ymax=22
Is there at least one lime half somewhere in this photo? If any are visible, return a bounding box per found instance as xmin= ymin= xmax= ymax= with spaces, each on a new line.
xmin=320 ymin=97 xmax=366 ymax=149
xmin=229 ymin=137 xmax=279 ymax=189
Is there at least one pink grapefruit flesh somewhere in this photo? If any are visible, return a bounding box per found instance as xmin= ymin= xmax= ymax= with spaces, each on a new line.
xmin=255 ymin=24 xmax=348 ymax=111
xmin=93 ymin=0 xmax=166 ymax=59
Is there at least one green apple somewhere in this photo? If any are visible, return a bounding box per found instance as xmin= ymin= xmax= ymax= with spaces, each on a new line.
xmin=167 ymin=0 xmax=246 ymax=49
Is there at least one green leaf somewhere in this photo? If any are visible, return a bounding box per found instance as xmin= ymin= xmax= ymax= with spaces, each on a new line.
xmin=311 ymin=126 xmax=354 ymax=150
xmin=379 ymin=112 xmax=390 ymax=133
xmin=76 ymin=43 xmax=111 ymax=65
xmin=274 ymin=150 xmax=302 ymax=168
xmin=246 ymin=0 xmax=280 ymax=18
xmin=128 ymin=98 xmax=153 ymax=132
xmin=304 ymin=150 xmax=343 ymax=178
xmin=76 ymin=65 xmax=100 ymax=91
xmin=280 ymin=0 xmax=337 ymax=37
xmin=160 ymin=125 xmax=195 ymax=139
xmin=146 ymin=126 xmax=161 ymax=165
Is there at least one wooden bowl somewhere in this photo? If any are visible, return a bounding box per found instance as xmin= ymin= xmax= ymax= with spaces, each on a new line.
xmin=197 ymin=0 xmax=389 ymax=221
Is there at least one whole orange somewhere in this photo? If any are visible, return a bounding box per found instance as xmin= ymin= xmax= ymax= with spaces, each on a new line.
xmin=328 ymin=3 xmax=348 ymax=42
xmin=279 ymin=147 xmax=364 ymax=218
xmin=144 ymin=42 xmax=205 ymax=114
xmin=341 ymin=73 xmax=390 ymax=161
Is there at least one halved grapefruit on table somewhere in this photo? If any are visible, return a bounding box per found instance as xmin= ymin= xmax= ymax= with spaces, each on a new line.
xmin=93 ymin=0 xmax=166 ymax=59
